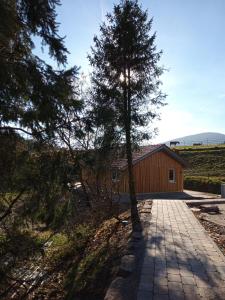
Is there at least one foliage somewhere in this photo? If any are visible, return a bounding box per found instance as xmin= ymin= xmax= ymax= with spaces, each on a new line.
xmin=179 ymin=148 xmax=225 ymax=177
xmin=89 ymin=0 xmax=165 ymax=146
xmin=180 ymin=146 xmax=225 ymax=193
xmin=0 ymin=0 xmax=81 ymax=139
xmin=89 ymin=0 xmax=165 ymax=230
xmin=64 ymin=215 xmax=130 ymax=300
xmin=175 ymin=144 xmax=225 ymax=151
xmin=0 ymin=3 xmax=88 ymax=296
xmin=184 ymin=176 xmax=224 ymax=194
xmin=0 ymin=134 xmax=76 ymax=225
xmin=0 ymin=1 xmax=158 ymax=298
xmin=0 ymin=0 xmax=84 ymax=251
xmin=0 ymin=206 xmax=132 ymax=299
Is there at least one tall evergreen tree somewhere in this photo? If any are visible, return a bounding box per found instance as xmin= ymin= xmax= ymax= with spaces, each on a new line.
xmin=0 ymin=0 xmax=81 ymax=139
xmin=0 ymin=0 xmax=85 ymax=228
xmin=89 ymin=0 xmax=166 ymax=231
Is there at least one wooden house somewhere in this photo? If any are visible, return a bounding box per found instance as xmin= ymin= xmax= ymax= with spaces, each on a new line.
xmin=83 ymin=144 xmax=187 ymax=194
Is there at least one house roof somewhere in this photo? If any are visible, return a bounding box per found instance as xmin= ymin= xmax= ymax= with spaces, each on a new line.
xmin=112 ymin=144 xmax=187 ymax=170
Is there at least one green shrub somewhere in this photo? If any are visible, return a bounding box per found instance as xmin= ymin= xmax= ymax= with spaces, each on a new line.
xmin=184 ymin=176 xmax=225 ymax=194
xmin=180 ymin=148 xmax=225 ymax=177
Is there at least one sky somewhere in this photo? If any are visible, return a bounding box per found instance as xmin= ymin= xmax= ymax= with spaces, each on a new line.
xmin=34 ymin=0 xmax=225 ymax=143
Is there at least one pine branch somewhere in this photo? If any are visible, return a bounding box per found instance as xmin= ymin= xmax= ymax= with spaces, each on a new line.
xmin=0 ymin=189 xmax=26 ymax=222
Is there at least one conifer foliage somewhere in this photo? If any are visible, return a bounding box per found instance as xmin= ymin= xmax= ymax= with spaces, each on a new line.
xmin=89 ymin=0 xmax=166 ymax=230
xmin=0 ymin=0 xmax=80 ymax=139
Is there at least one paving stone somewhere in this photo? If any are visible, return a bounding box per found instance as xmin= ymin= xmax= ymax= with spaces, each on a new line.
xmin=153 ymin=295 xmax=170 ymax=300
xmin=216 ymin=266 xmax=225 ymax=274
xmin=184 ymin=293 xmax=201 ymax=300
xmin=137 ymin=289 xmax=153 ymax=300
xmin=169 ymin=290 xmax=185 ymax=300
xmin=104 ymin=277 xmax=125 ymax=300
xmin=168 ymin=281 xmax=183 ymax=292
xmin=167 ymin=268 xmax=180 ymax=275
xmin=209 ymin=276 xmax=224 ymax=287
xmin=140 ymin=273 xmax=154 ymax=284
xmin=198 ymin=287 xmax=217 ymax=299
xmin=137 ymin=200 xmax=225 ymax=300
xmin=154 ymin=284 xmax=169 ymax=295
xmin=195 ymin=278 xmax=212 ymax=288
xmin=178 ymin=263 xmax=192 ymax=271
xmin=141 ymin=266 xmax=154 ymax=276
xmin=155 ymin=269 xmax=167 ymax=277
xmin=193 ymin=273 xmax=209 ymax=283
xmin=181 ymin=276 xmax=196 ymax=285
xmin=179 ymin=269 xmax=194 ymax=277
xmin=183 ymin=285 xmax=200 ymax=295
xmin=168 ymin=274 xmax=182 ymax=282
xmin=119 ymin=254 xmax=135 ymax=274
xmin=166 ymin=260 xmax=178 ymax=267
xmin=215 ymin=287 xmax=225 ymax=300
xmin=190 ymin=264 xmax=204 ymax=272
xmin=154 ymin=277 xmax=168 ymax=286
xmin=155 ymin=262 xmax=167 ymax=269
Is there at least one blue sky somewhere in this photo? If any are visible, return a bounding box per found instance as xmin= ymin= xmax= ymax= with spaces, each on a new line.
xmin=35 ymin=0 xmax=225 ymax=143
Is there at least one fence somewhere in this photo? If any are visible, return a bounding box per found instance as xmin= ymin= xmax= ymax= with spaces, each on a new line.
xmin=169 ymin=139 xmax=225 ymax=147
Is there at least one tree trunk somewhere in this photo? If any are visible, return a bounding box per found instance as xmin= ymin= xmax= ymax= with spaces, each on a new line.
xmin=124 ymin=67 xmax=142 ymax=232
xmin=125 ymin=128 xmax=142 ymax=232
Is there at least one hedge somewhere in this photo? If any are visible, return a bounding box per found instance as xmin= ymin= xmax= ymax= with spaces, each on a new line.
xmin=184 ymin=176 xmax=225 ymax=194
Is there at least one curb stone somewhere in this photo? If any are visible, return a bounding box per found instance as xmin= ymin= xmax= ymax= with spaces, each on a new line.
xmin=104 ymin=200 xmax=152 ymax=300
xmin=104 ymin=277 xmax=126 ymax=300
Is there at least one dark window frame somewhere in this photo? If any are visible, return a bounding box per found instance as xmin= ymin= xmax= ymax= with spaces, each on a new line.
xmin=112 ymin=170 xmax=120 ymax=182
xmin=169 ymin=169 xmax=176 ymax=183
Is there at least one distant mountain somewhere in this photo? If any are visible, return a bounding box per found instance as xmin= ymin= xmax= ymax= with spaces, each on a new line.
xmin=165 ymin=132 xmax=225 ymax=146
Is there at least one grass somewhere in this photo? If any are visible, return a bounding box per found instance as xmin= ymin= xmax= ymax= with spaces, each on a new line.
xmin=184 ymin=176 xmax=225 ymax=194
xmin=0 ymin=206 xmax=133 ymax=300
xmin=63 ymin=214 xmax=131 ymax=300
xmin=65 ymin=243 xmax=110 ymax=299
xmin=178 ymin=148 xmax=225 ymax=177
xmin=174 ymin=144 xmax=225 ymax=194
xmin=174 ymin=144 xmax=225 ymax=151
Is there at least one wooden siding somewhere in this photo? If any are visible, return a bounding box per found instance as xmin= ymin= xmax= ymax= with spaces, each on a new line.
xmin=119 ymin=151 xmax=183 ymax=193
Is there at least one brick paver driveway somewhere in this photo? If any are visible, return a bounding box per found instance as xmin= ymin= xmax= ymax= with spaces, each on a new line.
xmin=137 ymin=200 xmax=225 ymax=300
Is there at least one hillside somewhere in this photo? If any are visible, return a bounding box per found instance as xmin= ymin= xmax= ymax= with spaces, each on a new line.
xmin=179 ymin=146 xmax=225 ymax=177
xmin=177 ymin=145 xmax=225 ymax=194
xmin=166 ymin=132 xmax=225 ymax=146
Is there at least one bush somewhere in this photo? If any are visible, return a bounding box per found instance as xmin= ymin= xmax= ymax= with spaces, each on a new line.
xmin=184 ymin=176 xmax=225 ymax=194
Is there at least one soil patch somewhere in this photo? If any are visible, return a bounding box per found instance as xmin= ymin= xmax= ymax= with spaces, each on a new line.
xmin=0 ymin=201 xmax=151 ymax=300
xmin=190 ymin=204 xmax=225 ymax=256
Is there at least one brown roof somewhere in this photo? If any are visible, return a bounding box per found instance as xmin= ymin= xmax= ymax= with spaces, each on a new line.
xmin=112 ymin=144 xmax=187 ymax=170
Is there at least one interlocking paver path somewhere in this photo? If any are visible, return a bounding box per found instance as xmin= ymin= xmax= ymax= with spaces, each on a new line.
xmin=137 ymin=200 xmax=225 ymax=300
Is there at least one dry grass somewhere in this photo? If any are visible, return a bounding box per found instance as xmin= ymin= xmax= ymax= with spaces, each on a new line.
xmin=1 ymin=202 xmax=148 ymax=300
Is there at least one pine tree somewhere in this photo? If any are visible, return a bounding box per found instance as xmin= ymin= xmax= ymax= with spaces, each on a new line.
xmin=89 ymin=0 xmax=166 ymax=231
xmin=0 ymin=0 xmax=80 ymax=139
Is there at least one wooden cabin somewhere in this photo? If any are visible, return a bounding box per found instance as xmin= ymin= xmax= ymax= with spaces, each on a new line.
xmin=83 ymin=144 xmax=187 ymax=194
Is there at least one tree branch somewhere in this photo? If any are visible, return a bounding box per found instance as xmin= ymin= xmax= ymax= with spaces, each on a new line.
xmin=0 ymin=126 xmax=33 ymax=136
xmin=0 ymin=189 xmax=26 ymax=222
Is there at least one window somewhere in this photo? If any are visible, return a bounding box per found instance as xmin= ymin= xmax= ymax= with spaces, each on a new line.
xmin=112 ymin=170 xmax=120 ymax=182
xmin=169 ymin=169 xmax=176 ymax=183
